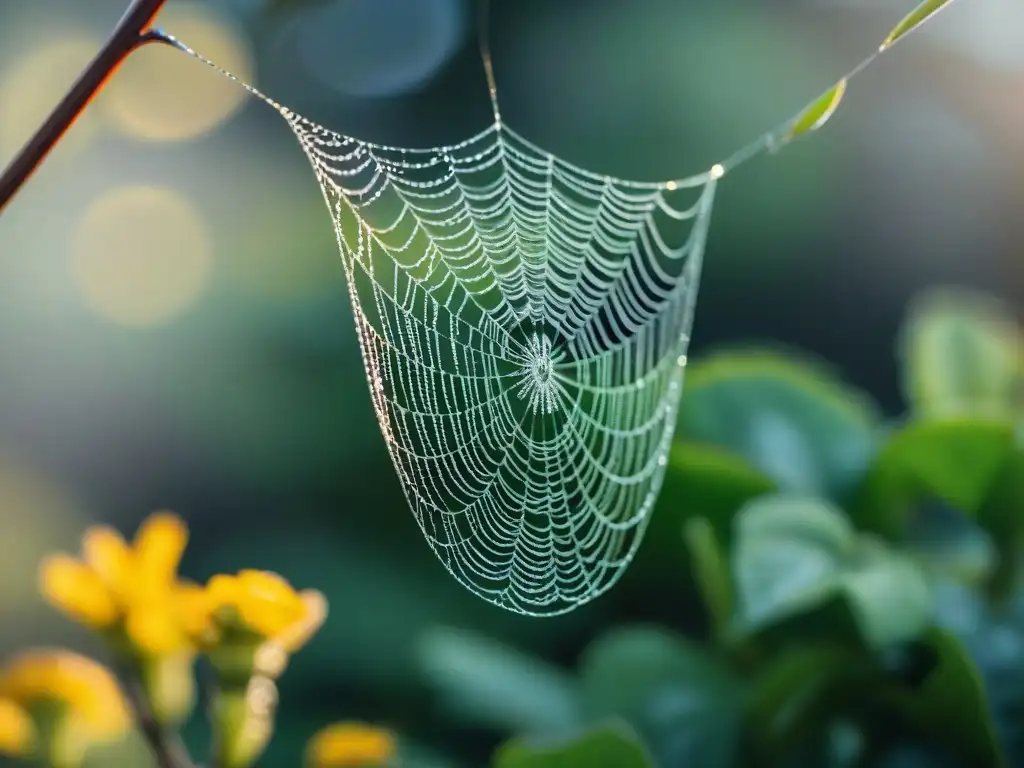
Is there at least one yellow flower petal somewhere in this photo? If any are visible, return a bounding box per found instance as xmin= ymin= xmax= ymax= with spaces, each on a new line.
xmin=207 ymin=573 xmax=241 ymax=608
xmin=133 ymin=511 xmax=188 ymax=585
xmin=0 ymin=697 xmax=33 ymax=757
xmin=126 ymin=606 xmax=189 ymax=656
xmin=82 ymin=525 xmax=133 ymax=596
xmin=277 ymin=590 xmax=328 ymax=653
xmin=0 ymin=650 xmax=131 ymax=739
xmin=176 ymin=582 xmax=216 ymax=643
xmin=306 ymin=722 xmax=396 ymax=767
xmin=39 ymin=554 xmax=119 ymax=628
xmin=252 ymin=591 xmax=327 ymax=678
xmin=236 ymin=570 xmax=296 ymax=603
xmin=234 ymin=570 xmax=307 ymax=639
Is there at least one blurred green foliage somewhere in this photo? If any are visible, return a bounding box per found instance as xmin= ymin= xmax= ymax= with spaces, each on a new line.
xmin=408 ymin=286 xmax=1022 ymax=768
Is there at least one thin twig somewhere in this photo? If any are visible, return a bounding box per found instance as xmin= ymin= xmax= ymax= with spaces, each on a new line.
xmin=122 ymin=674 xmax=200 ymax=768
xmin=0 ymin=0 xmax=169 ymax=215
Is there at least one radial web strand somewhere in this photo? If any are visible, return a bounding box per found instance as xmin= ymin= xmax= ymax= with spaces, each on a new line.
xmin=161 ymin=0 xmax=964 ymax=614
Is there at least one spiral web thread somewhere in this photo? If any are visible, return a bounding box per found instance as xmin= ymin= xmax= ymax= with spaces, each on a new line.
xmin=163 ymin=0 xmax=962 ymax=614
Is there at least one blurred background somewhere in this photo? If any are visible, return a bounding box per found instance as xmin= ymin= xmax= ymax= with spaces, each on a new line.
xmin=0 ymin=0 xmax=1021 ymax=764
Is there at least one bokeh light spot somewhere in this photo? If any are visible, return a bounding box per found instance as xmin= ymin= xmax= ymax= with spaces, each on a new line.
xmin=101 ymin=3 xmax=253 ymax=141
xmin=292 ymin=0 xmax=466 ymax=98
xmin=0 ymin=36 xmax=103 ymax=164
xmin=224 ymin=193 xmax=342 ymax=300
xmin=71 ymin=186 xmax=213 ymax=327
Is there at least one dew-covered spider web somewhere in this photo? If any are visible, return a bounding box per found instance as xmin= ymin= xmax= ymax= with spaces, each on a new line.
xmin=277 ymin=105 xmax=718 ymax=616
xmin=162 ymin=0 xmax=961 ymax=615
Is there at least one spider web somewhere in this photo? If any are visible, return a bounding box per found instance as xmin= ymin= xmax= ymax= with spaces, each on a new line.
xmin=285 ymin=110 xmax=719 ymax=614
xmin=163 ymin=0 xmax=961 ymax=614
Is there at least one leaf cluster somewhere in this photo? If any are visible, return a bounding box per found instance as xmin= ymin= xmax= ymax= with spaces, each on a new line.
xmin=420 ymin=286 xmax=1023 ymax=768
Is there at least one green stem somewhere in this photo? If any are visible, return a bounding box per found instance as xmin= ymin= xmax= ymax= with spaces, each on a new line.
xmin=0 ymin=0 xmax=169 ymax=215
xmin=210 ymin=678 xmax=277 ymax=768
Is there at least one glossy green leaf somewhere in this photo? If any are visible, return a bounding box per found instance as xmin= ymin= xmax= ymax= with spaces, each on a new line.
xmin=732 ymin=496 xmax=854 ymax=633
xmin=899 ymin=288 xmax=1023 ymax=420
xmin=889 ymin=628 xmax=1006 ymax=767
xmin=732 ymin=495 xmax=933 ymax=648
xmin=852 ymin=418 xmax=1016 ymax=539
xmin=419 ymin=626 xmax=582 ymax=734
xmin=494 ymin=720 xmax=652 ymax=768
xmin=780 ymin=80 xmax=847 ymax=145
xmin=684 ymin=516 xmax=733 ymax=636
xmin=678 ymin=350 xmax=881 ymax=500
xmin=580 ymin=626 xmax=743 ymax=768
xmin=881 ymin=0 xmax=959 ymax=50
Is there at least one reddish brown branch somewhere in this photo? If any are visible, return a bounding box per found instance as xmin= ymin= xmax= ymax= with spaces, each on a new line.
xmin=0 ymin=0 xmax=170 ymax=215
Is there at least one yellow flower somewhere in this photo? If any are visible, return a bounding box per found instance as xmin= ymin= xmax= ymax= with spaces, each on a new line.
xmin=38 ymin=555 xmax=119 ymax=628
xmin=195 ymin=570 xmax=327 ymax=654
xmin=39 ymin=511 xmax=194 ymax=655
xmin=0 ymin=697 xmax=34 ymax=757
xmin=195 ymin=573 xmax=325 ymax=767
xmin=306 ymin=722 xmax=396 ymax=767
xmin=0 ymin=650 xmax=131 ymax=742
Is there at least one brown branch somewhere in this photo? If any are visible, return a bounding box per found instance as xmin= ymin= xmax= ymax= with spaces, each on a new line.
xmin=123 ymin=674 xmax=201 ymax=768
xmin=0 ymin=0 xmax=170 ymax=215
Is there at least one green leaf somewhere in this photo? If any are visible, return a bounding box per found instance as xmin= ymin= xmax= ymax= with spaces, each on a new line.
xmin=881 ymin=0 xmax=960 ymax=50
xmin=977 ymin=447 xmax=1024 ymax=598
xmin=579 ymin=626 xmax=743 ymax=767
xmin=732 ymin=495 xmax=933 ymax=649
xmin=852 ymin=418 xmax=1016 ymax=539
xmin=888 ymin=628 xmax=1006 ymax=767
xmin=684 ymin=517 xmax=733 ymax=637
xmin=637 ymin=442 xmax=773 ymax=593
xmin=644 ymin=440 xmax=773 ymax=555
xmin=744 ymin=645 xmax=874 ymax=762
xmin=747 ymin=593 xmax=866 ymax=656
xmin=732 ymin=496 xmax=855 ymax=632
xmin=840 ymin=539 xmax=934 ymax=649
xmin=899 ymin=288 xmax=1023 ymax=420
xmin=905 ymin=502 xmax=996 ymax=587
xmin=678 ymin=350 xmax=881 ymax=500
xmin=494 ymin=720 xmax=652 ymax=768
xmin=735 ymin=494 xmax=856 ymax=551
xmin=658 ymin=441 xmax=776 ymax=536
xmin=418 ymin=626 xmax=582 ymax=734
xmin=778 ymin=80 xmax=848 ymax=146
xmin=934 ymin=581 xmax=1024 ymax=757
